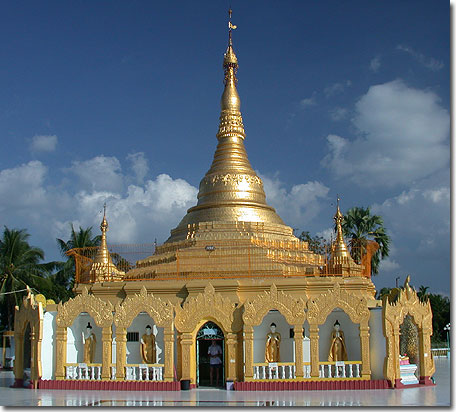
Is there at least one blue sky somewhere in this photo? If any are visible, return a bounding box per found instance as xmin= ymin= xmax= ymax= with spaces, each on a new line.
xmin=0 ymin=1 xmax=450 ymax=294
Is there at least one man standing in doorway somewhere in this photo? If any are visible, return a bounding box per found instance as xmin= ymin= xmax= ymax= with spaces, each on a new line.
xmin=208 ymin=339 xmax=223 ymax=387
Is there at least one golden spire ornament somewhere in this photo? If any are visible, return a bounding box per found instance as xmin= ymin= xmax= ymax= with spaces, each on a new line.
xmin=166 ymin=8 xmax=288 ymax=242
xmin=332 ymin=196 xmax=350 ymax=259
xmin=328 ymin=196 xmax=362 ymax=275
xmin=93 ymin=203 xmax=110 ymax=265
xmin=90 ymin=203 xmax=125 ymax=281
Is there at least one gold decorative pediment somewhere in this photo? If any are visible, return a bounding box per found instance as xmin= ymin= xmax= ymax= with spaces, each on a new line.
xmin=174 ymin=283 xmax=237 ymax=333
xmin=307 ymin=282 xmax=369 ymax=325
xmin=382 ymin=276 xmax=435 ymax=384
xmin=14 ymin=289 xmax=42 ymax=334
xmin=114 ymin=286 xmax=173 ymax=328
xmin=243 ymin=284 xmax=307 ymax=326
xmin=56 ymin=286 xmax=113 ymax=328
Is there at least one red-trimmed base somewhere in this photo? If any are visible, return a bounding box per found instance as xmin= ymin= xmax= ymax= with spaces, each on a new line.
xmin=10 ymin=378 xmax=24 ymax=388
xmin=37 ymin=379 xmax=180 ymax=391
xmin=394 ymin=377 xmax=435 ymax=389
xmin=234 ymin=379 xmax=391 ymax=391
xmin=419 ymin=376 xmax=435 ymax=386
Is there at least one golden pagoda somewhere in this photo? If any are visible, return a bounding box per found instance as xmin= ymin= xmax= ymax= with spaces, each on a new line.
xmin=13 ymin=10 xmax=436 ymax=393
xmin=125 ymin=15 xmax=325 ymax=281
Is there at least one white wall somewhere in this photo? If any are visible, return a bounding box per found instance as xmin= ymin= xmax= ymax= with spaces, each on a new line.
xmin=369 ymin=307 xmax=386 ymax=379
xmin=126 ymin=313 xmax=164 ymax=364
xmin=67 ymin=313 xmax=103 ymax=364
xmin=41 ymin=311 xmax=57 ymax=379
xmin=253 ymin=311 xmax=294 ymax=363
xmin=318 ymin=309 xmax=360 ymax=362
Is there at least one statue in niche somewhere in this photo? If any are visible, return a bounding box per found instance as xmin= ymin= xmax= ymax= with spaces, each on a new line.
xmin=265 ymin=322 xmax=281 ymax=363
xmin=82 ymin=322 xmax=97 ymax=364
xmin=141 ymin=325 xmax=156 ymax=364
xmin=328 ymin=320 xmax=348 ymax=362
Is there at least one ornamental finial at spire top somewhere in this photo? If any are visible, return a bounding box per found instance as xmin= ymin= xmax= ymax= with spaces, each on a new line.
xmin=100 ymin=202 xmax=108 ymax=233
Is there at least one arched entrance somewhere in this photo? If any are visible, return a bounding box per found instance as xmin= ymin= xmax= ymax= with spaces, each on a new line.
xmin=196 ymin=322 xmax=224 ymax=387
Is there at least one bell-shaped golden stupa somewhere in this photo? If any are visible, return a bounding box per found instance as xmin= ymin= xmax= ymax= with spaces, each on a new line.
xmin=126 ymin=23 xmax=325 ymax=280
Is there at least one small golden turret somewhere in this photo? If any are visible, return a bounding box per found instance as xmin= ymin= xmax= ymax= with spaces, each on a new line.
xmin=328 ymin=197 xmax=363 ymax=275
xmin=93 ymin=204 xmax=111 ymax=265
xmin=332 ymin=197 xmax=351 ymax=259
xmin=90 ymin=204 xmax=125 ymax=282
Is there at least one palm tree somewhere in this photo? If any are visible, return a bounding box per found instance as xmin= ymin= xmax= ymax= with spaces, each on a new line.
xmin=341 ymin=207 xmax=390 ymax=275
xmin=417 ymin=285 xmax=430 ymax=301
xmin=375 ymin=287 xmax=392 ymax=300
xmin=53 ymin=225 xmax=101 ymax=301
xmin=0 ymin=227 xmax=56 ymax=330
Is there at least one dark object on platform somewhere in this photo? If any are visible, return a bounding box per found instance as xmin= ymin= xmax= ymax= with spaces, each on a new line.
xmin=181 ymin=379 xmax=191 ymax=390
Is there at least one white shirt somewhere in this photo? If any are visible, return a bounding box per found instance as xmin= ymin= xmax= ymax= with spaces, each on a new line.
xmin=208 ymin=344 xmax=222 ymax=365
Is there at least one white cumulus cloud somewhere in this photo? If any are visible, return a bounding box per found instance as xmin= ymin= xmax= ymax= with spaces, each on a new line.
xmin=0 ymin=161 xmax=48 ymax=211
xmin=68 ymin=155 xmax=125 ymax=192
xmin=322 ymin=79 xmax=450 ymax=187
xmin=127 ymin=152 xmax=149 ymax=184
xmin=260 ymin=173 xmax=330 ymax=228
xmin=29 ymin=135 xmax=58 ymax=153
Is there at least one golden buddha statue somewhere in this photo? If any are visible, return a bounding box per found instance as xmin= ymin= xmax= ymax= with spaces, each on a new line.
xmin=265 ymin=323 xmax=281 ymax=363
xmin=328 ymin=320 xmax=347 ymax=362
xmin=82 ymin=322 xmax=96 ymax=364
xmin=140 ymin=325 xmax=156 ymax=364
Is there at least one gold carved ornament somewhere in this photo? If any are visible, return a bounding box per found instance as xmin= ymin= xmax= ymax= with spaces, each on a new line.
xmin=242 ymin=284 xmax=307 ymax=326
xmin=202 ymin=173 xmax=263 ymax=188
xmin=14 ymin=289 xmax=44 ymax=382
xmin=382 ymin=276 xmax=435 ymax=384
xmin=174 ymin=284 xmax=238 ymax=333
xmin=113 ymin=286 xmax=174 ymax=328
xmin=307 ymin=282 xmax=370 ymax=325
xmin=56 ymin=286 xmax=113 ymax=328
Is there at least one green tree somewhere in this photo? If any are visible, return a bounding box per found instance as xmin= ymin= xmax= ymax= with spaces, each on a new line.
xmin=427 ymin=293 xmax=450 ymax=344
xmin=341 ymin=206 xmax=390 ymax=275
xmin=0 ymin=227 xmax=56 ymax=330
xmin=375 ymin=287 xmax=392 ymax=300
xmin=417 ymin=285 xmax=430 ymax=301
xmin=298 ymin=231 xmax=328 ymax=255
xmin=53 ymin=225 xmax=101 ymax=302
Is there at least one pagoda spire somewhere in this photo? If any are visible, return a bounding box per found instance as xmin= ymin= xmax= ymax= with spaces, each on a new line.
xmin=91 ymin=203 xmax=125 ymax=281
xmin=93 ymin=203 xmax=110 ymax=265
xmin=332 ymin=196 xmax=350 ymax=259
xmin=166 ymin=10 xmax=289 ymax=242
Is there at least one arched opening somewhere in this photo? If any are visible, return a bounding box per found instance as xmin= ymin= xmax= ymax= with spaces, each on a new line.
xmin=123 ymin=312 xmax=164 ymax=381
xmin=23 ymin=323 xmax=31 ymax=382
xmin=319 ymin=309 xmax=361 ymax=378
xmin=398 ymin=314 xmax=420 ymax=385
xmin=254 ymin=311 xmax=292 ymax=363
xmin=66 ymin=312 xmax=103 ymax=372
xmin=196 ymin=321 xmax=224 ymax=388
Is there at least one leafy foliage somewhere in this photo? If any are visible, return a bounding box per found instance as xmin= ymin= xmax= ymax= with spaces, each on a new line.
xmin=341 ymin=206 xmax=390 ymax=275
xmin=0 ymin=227 xmax=57 ymax=330
xmin=52 ymin=224 xmax=101 ymax=302
xmin=298 ymin=231 xmax=328 ymax=255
